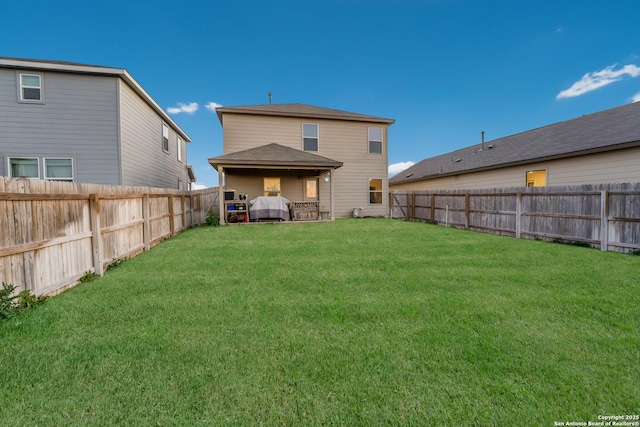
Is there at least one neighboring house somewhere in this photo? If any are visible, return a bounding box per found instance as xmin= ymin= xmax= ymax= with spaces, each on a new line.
xmin=209 ymin=103 xmax=394 ymax=221
xmin=389 ymin=101 xmax=640 ymax=191
xmin=0 ymin=57 xmax=195 ymax=190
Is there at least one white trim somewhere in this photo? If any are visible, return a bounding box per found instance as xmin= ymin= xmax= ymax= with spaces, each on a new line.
xmin=177 ymin=137 xmax=183 ymax=162
xmin=162 ymin=123 xmax=170 ymax=153
xmin=368 ymin=177 xmax=383 ymax=204
xmin=44 ymin=157 xmax=74 ymax=181
xmin=18 ymin=72 xmax=44 ymax=103
xmin=368 ymin=127 xmax=383 ymax=154
xmin=8 ymin=157 xmax=40 ymax=179
xmin=524 ymin=168 xmax=547 ymax=187
xmin=303 ymin=177 xmax=319 ymax=200
xmin=263 ymin=177 xmax=282 ymax=197
xmin=302 ymin=123 xmax=319 ymax=152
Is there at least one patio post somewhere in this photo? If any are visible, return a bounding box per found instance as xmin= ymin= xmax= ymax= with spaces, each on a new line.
xmin=218 ymin=166 xmax=225 ymax=225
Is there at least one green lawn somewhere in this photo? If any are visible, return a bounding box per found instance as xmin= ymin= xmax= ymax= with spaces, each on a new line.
xmin=1 ymin=219 xmax=638 ymax=426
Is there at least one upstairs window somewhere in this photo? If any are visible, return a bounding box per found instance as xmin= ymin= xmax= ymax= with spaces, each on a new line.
xmin=44 ymin=158 xmax=73 ymax=181
xmin=162 ymin=124 xmax=169 ymax=153
xmin=303 ymin=124 xmax=318 ymax=152
xmin=368 ymin=127 xmax=383 ymax=154
xmin=9 ymin=157 xmax=39 ymax=179
xmin=369 ymin=178 xmax=383 ymax=204
xmin=177 ymin=137 xmax=183 ymax=162
xmin=19 ymin=73 xmax=43 ymax=102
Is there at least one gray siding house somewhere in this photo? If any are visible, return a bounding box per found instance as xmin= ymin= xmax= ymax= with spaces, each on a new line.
xmin=0 ymin=57 xmax=194 ymax=189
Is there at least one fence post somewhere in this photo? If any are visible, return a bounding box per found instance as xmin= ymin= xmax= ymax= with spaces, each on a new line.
xmin=89 ymin=194 xmax=104 ymax=276
xmin=600 ymin=190 xmax=609 ymax=252
xmin=181 ymin=195 xmax=186 ymax=231
xmin=464 ymin=193 xmax=470 ymax=229
xmin=143 ymin=194 xmax=150 ymax=252
xmin=430 ymin=194 xmax=435 ymax=221
xmin=168 ymin=194 xmax=175 ymax=236
xmin=515 ymin=192 xmax=522 ymax=239
xmin=411 ymin=193 xmax=416 ymax=220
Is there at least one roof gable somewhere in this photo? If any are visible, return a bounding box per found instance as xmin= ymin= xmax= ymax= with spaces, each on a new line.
xmin=208 ymin=143 xmax=343 ymax=170
xmin=215 ymin=103 xmax=395 ymax=125
xmin=391 ymin=101 xmax=640 ymax=185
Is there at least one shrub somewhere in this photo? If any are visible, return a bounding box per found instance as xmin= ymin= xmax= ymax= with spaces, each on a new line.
xmin=205 ymin=209 xmax=220 ymax=226
xmin=1 ymin=282 xmax=48 ymax=320
xmin=16 ymin=290 xmax=48 ymax=309
xmin=79 ymin=271 xmax=98 ymax=283
xmin=0 ymin=282 xmax=19 ymax=319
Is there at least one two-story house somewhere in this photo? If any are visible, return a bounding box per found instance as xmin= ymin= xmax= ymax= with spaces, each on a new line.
xmin=0 ymin=57 xmax=194 ymax=189
xmin=209 ymin=103 xmax=394 ymax=222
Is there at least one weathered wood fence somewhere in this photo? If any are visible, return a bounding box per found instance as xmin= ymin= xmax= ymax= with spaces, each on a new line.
xmin=390 ymin=183 xmax=640 ymax=253
xmin=0 ymin=178 xmax=219 ymax=295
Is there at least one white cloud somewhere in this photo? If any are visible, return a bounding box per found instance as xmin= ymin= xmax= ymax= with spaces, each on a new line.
xmin=191 ymin=182 xmax=208 ymax=190
xmin=205 ymin=102 xmax=223 ymax=112
xmin=388 ymin=161 xmax=415 ymax=176
xmin=632 ymin=92 xmax=640 ymax=103
xmin=557 ymin=64 xmax=640 ymax=99
xmin=167 ymin=102 xmax=199 ymax=115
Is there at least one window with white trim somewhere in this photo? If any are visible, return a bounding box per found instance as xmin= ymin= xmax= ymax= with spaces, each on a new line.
xmin=303 ymin=124 xmax=318 ymax=152
xmin=162 ymin=124 xmax=169 ymax=153
xmin=525 ymin=169 xmax=547 ymax=187
xmin=177 ymin=137 xmax=183 ymax=162
xmin=264 ymin=178 xmax=281 ymax=196
xmin=304 ymin=178 xmax=318 ymax=200
xmin=369 ymin=178 xmax=383 ymax=204
xmin=44 ymin=158 xmax=73 ymax=181
xmin=19 ymin=73 xmax=43 ymax=102
xmin=8 ymin=157 xmax=39 ymax=179
xmin=368 ymin=127 xmax=383 ymax=154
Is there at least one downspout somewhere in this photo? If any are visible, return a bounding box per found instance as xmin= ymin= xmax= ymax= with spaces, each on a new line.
xmin=330 ymin=168 xmax=335 ymax=221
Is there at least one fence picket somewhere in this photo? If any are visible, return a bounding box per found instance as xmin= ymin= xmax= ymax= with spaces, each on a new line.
xmin=0 ymin=177 xmax=219 ymax=295
xmin=391 ymin=183 xmax=640 ymax=253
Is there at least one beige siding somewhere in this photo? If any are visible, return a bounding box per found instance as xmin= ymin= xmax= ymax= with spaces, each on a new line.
xmin=225 ymin=173 xmax=304 ymax=201
xmin=222 ymin=114 xmax=389 ymax=217
xmin=390 ymin=147 xmax=640 ymax=191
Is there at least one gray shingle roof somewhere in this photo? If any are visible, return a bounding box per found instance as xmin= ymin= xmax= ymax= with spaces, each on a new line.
xmin=390 ymin=101 xmax=640 ymax=185
xmin=208 ymin=143 xmax=343 ymax=170
xmin=215 ymin=103 xmax=395 ymax=125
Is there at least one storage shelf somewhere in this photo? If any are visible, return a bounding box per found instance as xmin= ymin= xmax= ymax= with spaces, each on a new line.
xmin=224 ymin=200 xmax=249 ymax=223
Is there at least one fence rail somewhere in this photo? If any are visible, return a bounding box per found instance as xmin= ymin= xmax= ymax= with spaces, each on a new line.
xmin=0 ymin=178 xmax=218 ymax=295
xmin=390 ymin=183 xmax=640 ymax=253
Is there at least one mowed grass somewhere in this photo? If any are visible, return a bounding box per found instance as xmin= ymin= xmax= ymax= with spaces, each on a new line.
xmin=1 ymin=218 xmax=638 ymax=426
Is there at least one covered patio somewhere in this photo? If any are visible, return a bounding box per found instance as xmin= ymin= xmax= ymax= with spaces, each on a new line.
xmin=208 ymin=143 xmax=343 ymax=224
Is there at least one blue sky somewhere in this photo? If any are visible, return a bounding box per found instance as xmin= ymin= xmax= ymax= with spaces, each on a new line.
xmin=2 ymin=0 xmax=639 ymax=188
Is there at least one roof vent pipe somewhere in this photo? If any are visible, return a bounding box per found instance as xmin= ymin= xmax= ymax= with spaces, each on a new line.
xmin=481 ymin=131 xmax=485 ymax=151
xmin=268 ymin=92 xmax=273 ymax=104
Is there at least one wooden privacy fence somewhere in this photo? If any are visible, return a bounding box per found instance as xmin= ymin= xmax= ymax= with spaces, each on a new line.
xmin=0 ymin=178 xmax=219 ymax=296
xmin=390 ymin=183 xmax=640 ymax=253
